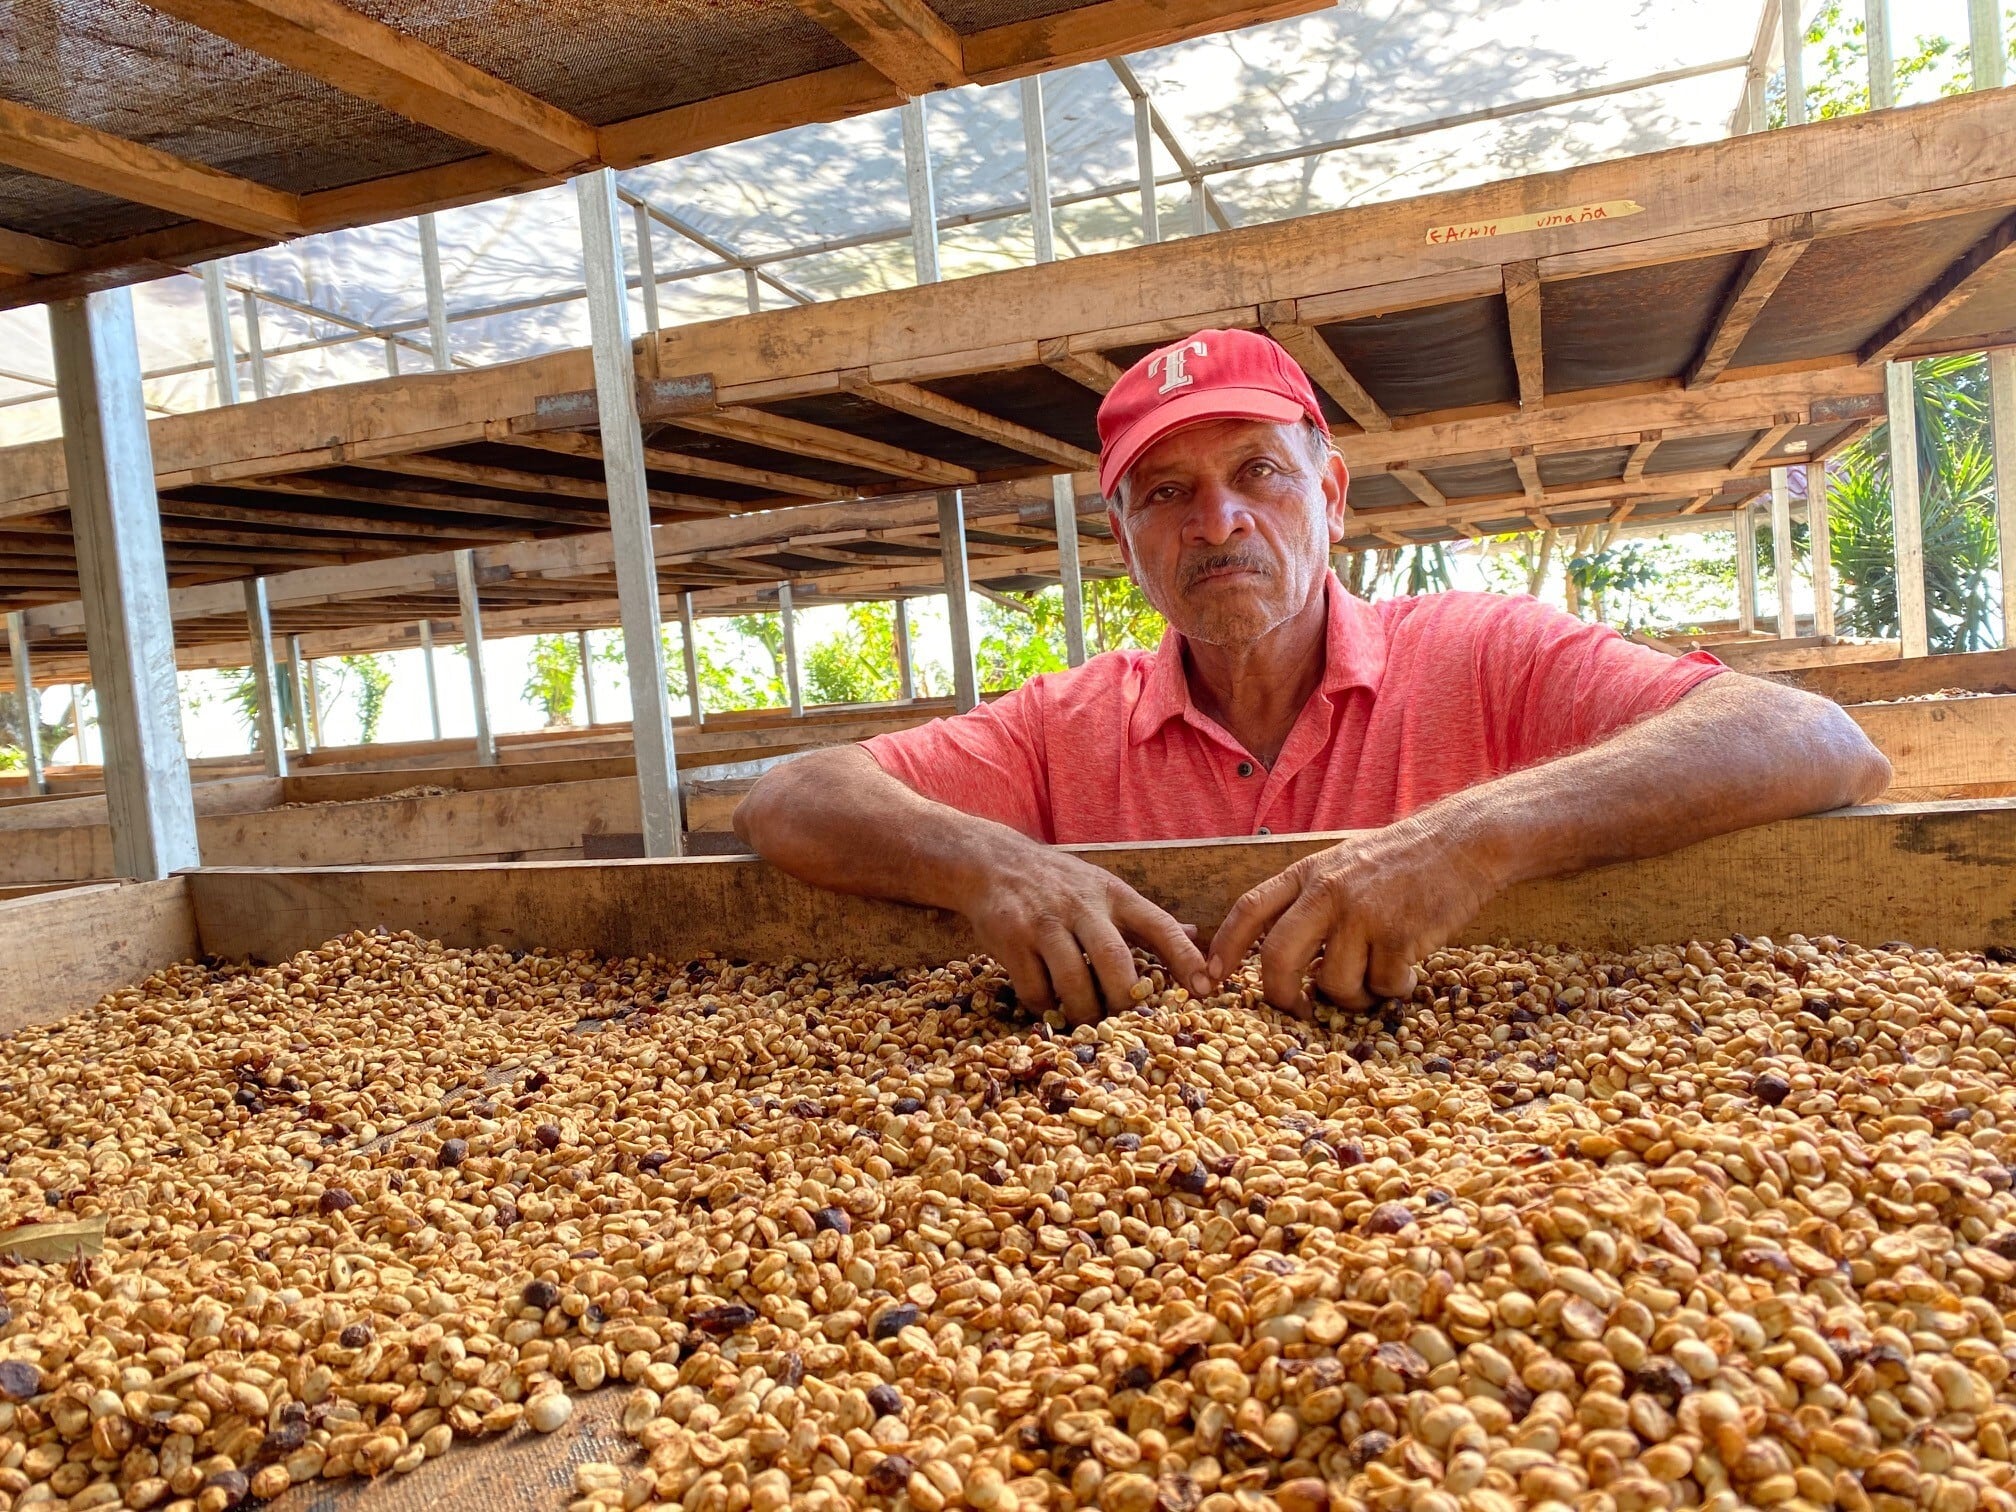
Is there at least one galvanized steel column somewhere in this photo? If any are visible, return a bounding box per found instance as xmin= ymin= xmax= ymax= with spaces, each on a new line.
xmin=242 ymin=579 xmax=288 ymax=777
xmin=939 ymin=491 xmax=979 ymax=713
xmin=5 ymin=612 xmax=44 ymax=796
xmin=453 ymin=551 xmax=498 ymax=765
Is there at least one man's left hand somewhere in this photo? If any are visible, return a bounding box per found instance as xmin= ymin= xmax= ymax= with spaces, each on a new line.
xmin=1205 ymin=808 xmax=1506 ymax=1013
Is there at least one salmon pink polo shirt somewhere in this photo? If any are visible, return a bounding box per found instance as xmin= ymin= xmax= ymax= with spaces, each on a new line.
xmin=863 ymin=579 xmax=1724 ymax=844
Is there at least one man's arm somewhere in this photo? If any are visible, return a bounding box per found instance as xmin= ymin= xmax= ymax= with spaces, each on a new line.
xmin=1208 ymin=673 xmax=1892 ymax=1012
xmin=735 ymin=745 xmax=1208 ymax=1022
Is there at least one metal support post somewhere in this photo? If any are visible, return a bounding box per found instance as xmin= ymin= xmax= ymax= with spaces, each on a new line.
xmin=453 ymin=551 xmax=497 ymax=765
xmin=242 ymin=579 xmax=288 ymax=777
xmin=49 ymin=289 xmax=199 ymax=878
xmin=1052 ymin=474 xmax=1087 ymax=667
xmin=1133 ymin=94 xmax=1160 ymax=243
xmin=578 ymin=629 xmax=599 ymax=725
xmin=894 ymin=599 xmax=915 ymax=701
xmin=679 ymin=592 xmax=704 ymax=726
xmin=241 ymin=291 xmax=269 ymax=399
xmin=1867 ymin=0 xmax=1895 ymax=109
xmin=305 ymin=656 xmax=322 ymax=745
xmin=1808 ymin=461 xmax=1836 ymax=639
xmin=902 ymin=97 xmax=941 ymax=286
xmin=939 ymin=491 xmax=979 ymax=713
xmin=1021 ymin=76 xmax=1056 ymax=265
xmin=577 ymin=168 xmax=681 ymax=855
xmin=1887 ymin=361 xmax=1929 ymax=657
xmin=419 ymin=213 xmax=452 ymax=370
xmin=285 ymin=635 xmax=312 ymax=753
xmin=744 ymin=267 xmax=762 ymax=315
xmin=418 ymin=619 xmax=443 ymax=740
xmin=1770 ymin=468 xmax=1798 ymax=638
xmin=384 ymin=338 xmax=400 ymax=376
xmin=1781 ymin=0 xmax=1806 ymax=124
xmin=1735 ymin=505 xmax=1759 ymax=633
xmin=1991 ymin=350 xmax=2016 ymax=647
xmin=1974 ymin=0 xmax=2007 ymax=88
xmin=1188 ymin=175 xmax=1208 ymax=236
xmin=6 ymin=612 xmax=45 ymax=795
xmin=633 ymin=204 xmax=661 ymax=333
xmin=200 ymin=262 xmax=241 ymax=406
xmin=778 ymin=582 xmax=804 ymax=718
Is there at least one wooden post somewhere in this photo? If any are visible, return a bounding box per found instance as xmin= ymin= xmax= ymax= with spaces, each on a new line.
xmin=1781 ymin=0 xmax=1806 ymax=124
xmin=285 ymin=635 xmax=312 ymax=753
xmin=578 ymin=629 xmax=599 ymax=726
xmin=1736 ymin=505 xmax=1759 ymax=633
xmin=418 ymin=619 xmax=443 ymax=741
xmin=1133 ymin=94 xmax=1160 ymax=244
xmin=894 ymin=599 xmax=915 ymax=701
xmin=240 ymin=290 xmax=269 ymax=400
xmin=939 ymin=490 xmax=979 ymax=713
xmin=679 ymin=591 xmax=704 ymax=727
xmin=1053 ymin=474 xmax=1087 ymax=667
xmin=49 ymin=288 xmax=198 ymax=879
xmin=902 ymin=98 xmax=940 ymax=287
xmin=1808 ymin=460 xmax=1836 ymax=639
xmin=453 ymin=550 xmax=497 ymax=766
xmin=1991 ymin=350 xmax=2016 ymax=649
xmin=1973 ymin=0 xmax=2007 ymax=88
xmin=1771 ymin=467 xmax=1799 ymax=638
xmin=242 ymin=579 xmax=289 ymax=778
xmin=578 ymin=168 xmax=681 ymax=856
xmin=5 ymin=612 xmax=44 ymax=796
xmin=200 ymin=262 xmax=241 ymax=406
xmin=1887 ymin=361 xmax=1929 ymax=658
xmin=1867 ymin=0 xmax=1895 ymax=109
xmin=1022 ymin=76 xmax=1055 ymax=265
xmin=419 ymin=212 xmax=452 ymax=370
xmin=778 ymin=582 xmax=804 ymax=718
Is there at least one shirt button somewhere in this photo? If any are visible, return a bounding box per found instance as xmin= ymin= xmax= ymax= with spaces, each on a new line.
xmin=1257 ymin=826 xmax=1272 ymax=836
xmin=1237 ymin=761 xmax=1254 ymax=777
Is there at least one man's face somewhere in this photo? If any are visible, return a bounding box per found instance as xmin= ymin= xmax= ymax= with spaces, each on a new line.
xmin=1109 ymin=418 xmax=1348 ymax=647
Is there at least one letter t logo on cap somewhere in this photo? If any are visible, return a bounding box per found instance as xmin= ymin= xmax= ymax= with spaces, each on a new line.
xmin=1148 ymin=339 xmax=1208 ymax=395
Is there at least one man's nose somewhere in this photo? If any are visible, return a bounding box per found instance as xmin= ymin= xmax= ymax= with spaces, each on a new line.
xmin=1183 ymin=482 xmax=1252 ymax=546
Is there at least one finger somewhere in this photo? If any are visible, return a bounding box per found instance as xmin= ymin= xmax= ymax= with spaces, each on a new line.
xmin=1315 ymin=925 xmax=1372 ymax=1011
xmin=1114 ymin=890 xmax=1210 ymax=997
xmin=1257 ymin=888 xmax=1333 ymax=1013
xmin=1366 ymin=945 xmax=1419 ymax=1003
xmin=1037 ymin=925 xmax=1101 ymax=1027
xmin=1074 ymin=908 xmax=1141 ymax=1014
xmin=1207 ymin=868 xmax=1304 ymax=984
xmin=995 ymin=941 xmax=1056 ymax=1015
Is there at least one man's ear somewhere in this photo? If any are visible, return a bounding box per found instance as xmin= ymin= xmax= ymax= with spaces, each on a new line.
xmin=1108 ymin=503 xmax=1135 ymax=574
xmin=1323 ymin=451 xmax=1350 ymax=544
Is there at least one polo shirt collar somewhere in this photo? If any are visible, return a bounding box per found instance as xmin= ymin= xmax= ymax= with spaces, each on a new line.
xmin=1127 ymin=572 xmax=1387 ymax=747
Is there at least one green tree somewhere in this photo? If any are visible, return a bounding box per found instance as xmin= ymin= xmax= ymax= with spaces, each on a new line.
xmin=523 ymin=634 xmax=581 ymax=726
xmin=0 ymin=690 xmax=74 ymax=772
xmin=1769 ymin=1 xmax=1969 ymax=126
xmin=803 ymin=603 xmax=904 ymax=705
xmin=338 ymin=655 xmax=393 ymax=742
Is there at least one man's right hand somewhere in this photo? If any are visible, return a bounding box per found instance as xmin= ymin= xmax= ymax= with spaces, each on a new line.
xmin=956 ymin=838 xmax=1209 ymax=1026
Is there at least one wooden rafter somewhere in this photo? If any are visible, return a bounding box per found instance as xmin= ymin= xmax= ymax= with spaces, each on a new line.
xmin=0 ymin=98 xmax=302 ymax=238
xmin=1685 ymin=223 xmax=1812 ymax=388
xmin=144 ymin=0 xmax=598 ymax=174
xmin=672 ymin=408 xmax=977 ymax=487
xmin=1260 ymin=303 xmax=1391 ymax=433
xmin=962 ymin=0 xmax=1331 ymax=83
xmin=1039 ymin=338 xmax=1127 ymax=396
xmin=1731 ymin=420 xmax=1799 ymax=474
xmin=840 ymin=372 xmax=1098 ymax=469
xmin=357 ymin=455 xmax=747 ymax=517
xmin=1503 ymin=260 xmax=1545 ymax=408
xmin=233 ymin=476 xmax=605 ymax=527
xmin=787 ymin=0 xmax=968 ymax=95
xmin=1388 ymin=469 xmax=1447 ymax=509
xmin=0 ymin=227 xmax=82 ymax=278
xmin=156 ymin=497 xmax=531 ymax=543
xmin=491 ymin=431 xmax=855 ymax=503
xmin=1860 ymin=211 xmax=2016 ymax=366
xmin=1512 ymin=448 xmax=1543 ymax=503
xmin=1622 ymin=432 xmax=1661 ymax=483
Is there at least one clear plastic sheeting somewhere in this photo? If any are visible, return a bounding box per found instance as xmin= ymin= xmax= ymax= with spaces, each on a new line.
xmin=0 ymin=0 xmax=1787 ymax=446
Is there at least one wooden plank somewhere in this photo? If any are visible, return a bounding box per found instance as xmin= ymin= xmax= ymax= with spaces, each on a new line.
xmin=358 ymin=454 xmax=731 ymax=516
xmin=1861 ymin=210 xmax=2016 ymax=365
xmin=1038 ymin=337 xmax=1125 ymax=395
xmin=1684 ymin=225 xmax=1812 ymax=389
xmin=143 ymin=0 xmax=598 ymax=173
xmin=1622 ymin=432 xmax=1661 ymax=482
xmin=181 ymin=804 xmax=2016 ymax=972
xmin=0 ymin=226 xmax=83 ymax=278
xmin=1503 ymin=259 xmax=1545 ymax=407
xmin=672 ymin=407 xmax=977 ymax=486
xmin=491 ymin=429 xmax=853 ymax=501
xmin=0 ymin=98 xmax=302 ymax=238
xmin=787 ymin=0 xmax=967 ymax=94
xmin=1783 ymin=645 xmax=2016 ymax=704
xmin=1731 ymin=420 xmax=1799 ymax=473
xmin=1852 ymin=695 xmax=2016 ymax=792
xmin=962 ymin=0 xmax=1332 ymax=83
xmin=0 ymin=877 xmax=196 ymax=1030
xmin=1259 ymin=303 xmax=1391 ymax=432
xmin=840 ymin=372 xmax=1098 ymax=468
xmin=1387 ymin=468 xmax=1447 ymax=509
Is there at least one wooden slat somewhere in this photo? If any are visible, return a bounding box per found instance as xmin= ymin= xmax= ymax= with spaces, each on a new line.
xmin=356 ymin=454 xmax=736 ymax=516
xmin=962 ymin=0 xmax=1333 ymax=82
xmin=1622 ymin=432 xmax=1661 ymax=482
xmin=1781 ymin=646 xmax=2016 ymax=705
xmin=0 ymin=879 xmax=198 ymax=1029
xmin=0 ymin=226 xmax=83 ymax=277
xmin=1860 ymin=211 xmax=2016 ymax=365
xmin=1388 ymin=468 xmax=1447 ymax=509
xmin=144 ymin=0 xmax=598 ymax=173
xmin=1503 ymin=259 xmax=1545 ymax=407
xmin=673 ymin=407 xmax=977 ymax=486
xmin=1260 ymin=303 xmax=1391 ymax=432
xmin=1732 ymin=420 xmax=1800 ymax=473
xmin=1039 ymin=337 xmax=1126 ymax=395
xmin=1512 ymin=448 xmax=1543 ymax=502
xmin=491 ymin=429 xmax=854 ymax=502
xmin=0 ymin=98 xmax=302 ymax=237
xmin=1685 ymin=225 xmax=1812 ymax=388
xmin=235 ymin=475 xmax=600 ymax=527
xmin=840 ymin=372 xmax=1098 ymax=468
xmin=787 ymin=0 xmax=967 ymax=94
xmin=1850 ymin=695 xmax=2016 ymax=793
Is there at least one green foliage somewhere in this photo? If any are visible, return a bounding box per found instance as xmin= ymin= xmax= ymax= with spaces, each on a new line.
xmin=1081 ymin=577 xmax=1166 ymax=655
xmin=803 ymin=604 xmax=904 ymax=705
xmin=523 ymin=634 xmax=582 ymax=726
xmin=1769 ymin=1 xmax=1970 ymax=126
xmin=1566 ymin=543 xmax=1660 ymax=628
xmin=0 ymin=690 xmax=74 ymax=769
xmin=340 ymin=655 xmax=392 ymax=743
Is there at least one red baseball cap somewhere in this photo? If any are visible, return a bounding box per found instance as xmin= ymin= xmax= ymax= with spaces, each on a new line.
xmin=1096 ymin=327 xmax=1330 ymax=498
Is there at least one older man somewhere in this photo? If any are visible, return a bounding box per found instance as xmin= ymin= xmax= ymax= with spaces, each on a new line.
xmin=736 ymin=329 xmax=1889 ymax=1021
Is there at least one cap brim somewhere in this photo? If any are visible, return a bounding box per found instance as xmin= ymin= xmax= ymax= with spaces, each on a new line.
xmin=1099 ymin=387 xmax=1308 ymax=497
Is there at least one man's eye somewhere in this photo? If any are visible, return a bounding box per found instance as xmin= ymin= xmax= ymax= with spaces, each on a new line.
xmin=1247 ymin=461 xmax=1277 ymax=478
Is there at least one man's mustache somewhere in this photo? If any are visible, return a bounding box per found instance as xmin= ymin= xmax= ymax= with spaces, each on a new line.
xmin=1179 ymin=550 xmax=1273 ymax=590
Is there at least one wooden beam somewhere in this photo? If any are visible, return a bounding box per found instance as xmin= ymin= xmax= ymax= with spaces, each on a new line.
xmin=962 ymin=0 xmax=1332 ymax=83
xmin=1685 ymin=226 xmax=1812 ymax=388
xmin=1732 ymin=420 xmax=1800 ymax=474
xmin=1260 ymin=303 xmax=1391 ymax=432
xmin=1512 ymin=448 xmax=1543 ymax=502
xmin=786 ymin=0 xmax=967 ymax=95
xmin=840 ymin=371 xmax=1098 ymax=469
xmin=1622 ymin=432 xmax=1661 ymax=482
xmin=1680 ymin=492 xmax=1720 ymax=515
xmin=144 ymin=0 xmax=597 ymax=174
xmin=233 ymin=475 xmax=600 ymax=527
xmin=358 ymin=454 xmax=740 ymax=518
xmin=492 ymin=429 xmax=854 ymax=502
xmin=0 ymin=98 xmax=302 ymax=238
xmin=1039 ymin=337 xmax=1126 ymax=395
xmin=1860 ymin=211 xmax=2016 ymax=366
xmin=156 ymin=496 xmax=531 ymax=543
xmin=672 ymin=407 xmax=977 ymax=487
xmin=1503 ymin=260 xmax=1545 ymax=408
xmin=0 ymin=227 xmax=83 ymax=278
xmin=1388 ymin=468 xmax=1447 ymax=509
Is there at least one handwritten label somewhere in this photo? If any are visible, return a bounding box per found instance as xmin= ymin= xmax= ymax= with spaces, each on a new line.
xmin=1425 ymin=199 xmax=1644 ymax=246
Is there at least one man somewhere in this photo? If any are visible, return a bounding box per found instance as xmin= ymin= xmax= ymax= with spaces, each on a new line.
xmin=736 ymin=329 xmax=1890 ymax=1021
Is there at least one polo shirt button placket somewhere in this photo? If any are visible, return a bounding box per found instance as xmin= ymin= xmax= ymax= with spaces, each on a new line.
xmin=1236 ymin=760 xmax=1254 ymax=778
